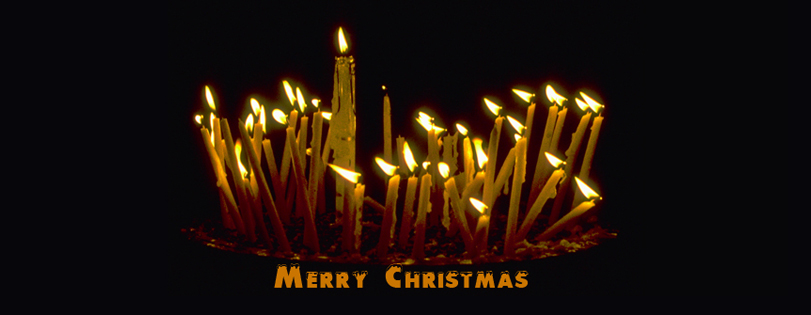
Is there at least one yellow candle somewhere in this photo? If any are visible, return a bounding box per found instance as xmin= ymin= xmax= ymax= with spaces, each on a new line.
xmin=332 ymin=28 xmax=357 ymax=218
xmin=460 ymin=171 xmax=485 ymax=218
xmin=237 ymin=120 xmax=291 ymax=252
xmin=504 ymin=137 xmax=527 ymax=257
xmin=537 ymin=177 xmax=600 ymax=241
xmin=549 ymin=99 xmax=592 ymax=224
xmin=442 ymin=133 xmax=458 ymax=176
xmin=482 ymin=116 xmax=503 ymax=208
xmin=441 ymin=166 xmax=475 ymax=256
xmin=298 ymin=115 xmax=308 ymax=169
xmin=329 ymin=164 xmax=362 ymax=253
xmin=383 ymin=91 xmax=392 ymax=163
xmin=578 ymin=94 xmax=604 ymax=180
xmin=285 ymin=125 xmax=318 ymax=253
xmin=376 ymin=168 xmax=400 ymax=258
xmin=398 ymin=175 xmax=419 ymax=249
xmin=469 ymin=197 xmax=489 ymax=255
xmin=529 ymin=102 xmax=559 ymax=204
xmin=280 ymin=109 xmax=298 ymax=191
xmin=200 ymin=127 xmax=245 ymax=236
xmin=411 ymin=173 xmax=432 ymax=260
xmin=308 ymin=112 xmax=324 ymax=215
xmin=262 ymin=139 xmax=288 ymax=223
xmin=352 ymin=183 xmax=365 ymax=253
xmin=492 ymin=147 xmax=516 ymax=198
xmin=517 ymin=152 xmax=566 ymax=241
xmin=221 ymin=120 xmax=254 ymax=238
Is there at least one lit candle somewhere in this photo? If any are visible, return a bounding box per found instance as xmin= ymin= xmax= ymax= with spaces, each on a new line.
xmin=439 ymin=162 xmax=475 ymax=256
xmin=308 ymin=110 xmax=324 ymax=215
xmin=196 ymin=113 xmax=234 ymax=230
xmin=398 ymin=140 xmax=419 ymax=249
xmin=504 ymin=136 xmax=527 ymax=257
xmin=536 ymin=177 xmax=601 ymax=242
xmin=578 ymin=92 xmax=604 ymax=181
xmin=262 ymin=138 xmax=287 ymax=223
xmin=279 ymin=109 xmax=298 ymax=196
xmin=512 ymin=88 xmax=536 ymax=147
xmin=492 ymin=147 xmax=516 ymax=198
xmin=375 ymin=157 xmax=400 ymax=258
xmin=412 ymin=169 xmax=432 ymax=260
xmin=331 ymin=27 xmax=357 ymax=218
xmin=529 ymin=85 xmax=567 ymax=206
xmin=285 ymin=124 xmax=318 ymax=252
xmin=237 ymin=120 xmax=291 ymax=253
xmin=456 ymin=123 xmax=474 ymax=187
xmin=329 ymin=164 xmax=362 ymax=253
xmin=470 ymin=197 xmax=490 ymax=255
xmin=548 ymin=97 xmax=592 ymax=224
xmin=234 ymin=139 xmax=257 ymax=242
xmin=200 ymin=126 xmax=245 ymax=235
xmin=482 ymin=98 xmax=503 ymax=245
xmin=516 ymin=152 xmax=566 ymax=242
xmin=442 ymin=132 xmax=458 ymax=176
xmin=383 ymin=86 xmax=392 ymax=163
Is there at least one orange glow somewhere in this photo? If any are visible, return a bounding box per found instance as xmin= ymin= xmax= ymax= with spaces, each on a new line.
xmin=306 ymin=148 xmax=312 ymax=156
xmin=574 ymin=176 xmax=601 ymax=200
xmin=470 ymin=197 xmax=488 ymax=214
xmin=579 ymin=92 xmax=604 ymax=112
xmin=321 ymin=112 xmax=332 ymax=120
xmin=375 ymin=157 xmax=398 ymax=177
xmin=438 ymin=162 xmax=450 ymax=179
xmin=416 ymin=112 xmax=445 ymax=133
xmin=283 ymin=80 xmax=296 ymax=106
xmin=403 ymin=141 xmax=418 ymax=173
xmin=338 ymin=27 xmax=348 ymax=53
xmin=259 ymin=105 xmax=266 ymax=133
xmin=245 ymin=114 xmax=254 ymax=132
xmin=514 ymin=133 xmax=521 ymax=142
xmin=545 ymin=85 xmax=567 ymax=106
xmin=250 ymin=98 xmax=261 ymax=116
xmin=382 ymin=85 xmax=387 ymax=90
xmin=329 ymin=163 xmax=361 ymax=183
xmin=296 ymin=87 xmax=306 ymax=112
xmin=574 ymin=97 xmax=589 ymax=112
xmin=473 ymin=138 xmax=487 ymax=169
xmin=205 ymin=86 xmax=216 ymax=110
xmin=484 ymin=98 xmax=501 ymax=116
xmin=544 ymin=152 xmax=565 ymax=168
xmin=272 ymin=109 xmax=288 ymax=125
xmin=311 ymin=98 xmax=320 ymax=108
xmin=235 ymin=139 xmax=249 ymax=179
xmin=422 ymin=161 xmax=431 ymax=170
xmin=512 ymin=89 xmax=533 ymax=103
xmin=506 ymin=115 xmax=525 ymax=134
xmin=455 ymin=123 xmax=468 ymax=136
xmin=209 ymin=113 xmax=215 ymax=145
xmin=194 ymin=114 xmax=203 ymax=125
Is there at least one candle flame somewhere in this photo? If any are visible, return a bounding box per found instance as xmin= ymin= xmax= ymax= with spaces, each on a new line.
xmin=438 ymin=162 xmax=450 ymax=179
xmin=514 ymin=133 xmax=521 ymax=142
xmin=260 ymin=105 xmax=266 ymax=133
xmin=579 ymin=92 xmax=604 ymax=112
xmin=470 ymin=197 xmax=488 ymax=214
xmin=574 ymin=176 xmax=601 ymax=200
xmin=338 ymin=27 xmax=348 ymax=53
xmin=312 ymin=98 xmax=320 ymax=108
xmin=245 ymin=114 xmax=254 ymax=132
xmin=484 ymin=98 xmax=501 ymax=116
xmin=205 ymin=86 xmax=216 ymax=110
xmin=544 ymin=152 xmax=565 ymax=168
xmin=250 ymin=98 xmax=261 ymax=116
xmin=416 ymin=113 xmax=445 ymax=133
xmin=283 ymin=80 xmax=296 ymax=106
xmin=506 ymin=115 xmax=525 ymax=134
xmin=235 ymin=139 xmax=249 ymax=178
xmin=574 ymin=97 xmax=589 ymax=112
xmin=296 ymin=87 xmax=306 ymax=112
xmin=329 ymin=163 xmax=361 ymax=183
xmin=545 ymin=85 xmax=567 ymax=106
xmin=272 ymin=109 xmax=288 ymax=125
xmin=403 ymin=141 xmax=418 ymax=173
xmin=455 ymin=123 xmax=468 ymax=136
xmin=306 ymin=148 xmax=312 ymax=156
xmin=382 ymin=85 xmax=387 ymax=90
xmin=512 ymin=89 xmax=534 ymax=103
xmin=194 ymin=115 xmax=203 ymax=125
xmin=375 ymin=157 xmax=398 ymax=176
xmin=321 ymin=112 xmax=332 ymax=120
xmin=473 ymin=138 xmax=488 ymax=169
xmin=422 ymin=161 xmax=431 ymax=170
xmin=209 ymin=113 xmax=216 ymax=145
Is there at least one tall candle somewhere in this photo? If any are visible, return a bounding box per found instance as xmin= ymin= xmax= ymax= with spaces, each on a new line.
xmin=579 ymin=102 xmax=604 ymax=181
xmin=481 ymin=116 xmax=502 ymax=245
xmin=221 ymin=120 xmax=254 ymax=237
xmin=537 ymin=178 xmax=599 ymax=242
xmin=469 ymin=197 xmax=490 ymax=255
xmin=549 ymin=106 xmax=568 ymax=155
xmin=377 ymin=172 xmax=400 ymax=258
xmin=383 ymin=91 xmax=392 ymax=163
xmin=280 ymin=109 xmax=298 ymax=193
xmin=308 ymin=112 xmax=324 ymax=215
xmin=352 ymin=183 xmax=365 ymax=253
xmin=262 ymin=139 xmax=288 ymax=223
xmin=492 ymin=147 xmax=516 ymax=198
xmin=460 ymin=171 xmax=485 ymax=218
xmin=412 ymin=173 xmax=432 ymax=260
xmin=442 ymin=133 xmax=458 ymax=176
xmin=504 ymin=137 xmax=527 ymax=257
xmin=529 ymin=103 xmax=559 ymax=204
xmin=442 ymin=168 xmax=475 ymax=256
xmin=200 ymin=127 xmax=245 ymax=235
xmin=332 ymin=28 xmax=357 ymax=217
xmin=286 ymin=125 xmax=318 ymax=253
xmin=398 ymin=174 xmax=419 ymax=249
xmin=237 ymin=120 xmax=291 ymax=252
xmin=549 ymin=101 xmax=592 ymax=224
xmin=517 ymin=167 xmax=565 ymax=242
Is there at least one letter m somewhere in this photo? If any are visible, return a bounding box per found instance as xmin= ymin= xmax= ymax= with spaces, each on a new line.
xmin=275 ymin=264 xmax=303 ymax=288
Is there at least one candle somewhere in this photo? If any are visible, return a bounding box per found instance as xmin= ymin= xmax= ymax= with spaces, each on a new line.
xmin=375 ymin=157 xmax=400 ymax=258
xmin=492 ymin=147 xmax=516 ymax=198
xmin=504 ymin=136 xmax=527 ymax=257
xmin=331 ymin=27 xmax=357 ymax=218
xmin=439 ymin=163 xmax=475 ymax=256
xmin=200 ymin=127 xmax=245 ymax=235
xmin=383 ymin=87 xmax=392 ymax=163
xmin=397 ymin=140 xmax=419 ymax=249
xmin=469 ymin=197 xmax=489 ymax=255
xmin=530 ymin=85 xmax=567 ymax=207
xmin=456 ymin=124 xmax=474 ymax=187
xmin=412 ymin=172 xmax=432 ymax=260
xmin=286 ymin=125 xmax=318 ymax=253
xmin=396 ymin=136 xmax=408 ymax=178
xmin=460 ymin=171 xmax=485 ymax=217
xmin=536 ymin=177 xmax=601 ymax=242
xmin=308 ymin=111 xmax=324 ymax=215
xmin=262 ymin=139 xmax=288 ymax=224
xmin=237 ymin=119 xmax=291 ymax=252
xmin=481 ymin=98 xmax=503 ymax=245
xmin=279 ymin=109 xmax=298 ymax=196
xmin=578 ymin=92 xmax=604 ymax=181
xmin=234 ymin=139 xmax=257 ymax=242
xmin=352 ymin=183 xmax=365 ymax=253
xmin=548 ymin=98 xmax=592 ymax=224
xmin=329 ymin=164 xmax=362 ymax=253
xmin=516 ymin=152 xmax=566 ymax=242
xmin=442 ymin=133 xmax=458 ymax=176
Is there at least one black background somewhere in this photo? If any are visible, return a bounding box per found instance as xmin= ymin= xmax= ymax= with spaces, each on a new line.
xmin=168 ymin=1 xmax=781 ymax=295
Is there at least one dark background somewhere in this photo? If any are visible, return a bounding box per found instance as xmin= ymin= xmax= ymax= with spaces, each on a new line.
xmin=168 ymin=1 xmax=781 ymax=295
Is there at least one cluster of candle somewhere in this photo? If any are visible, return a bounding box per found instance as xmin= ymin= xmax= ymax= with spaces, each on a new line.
xmin=193 ymin=28 xmax=606 ymax=261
